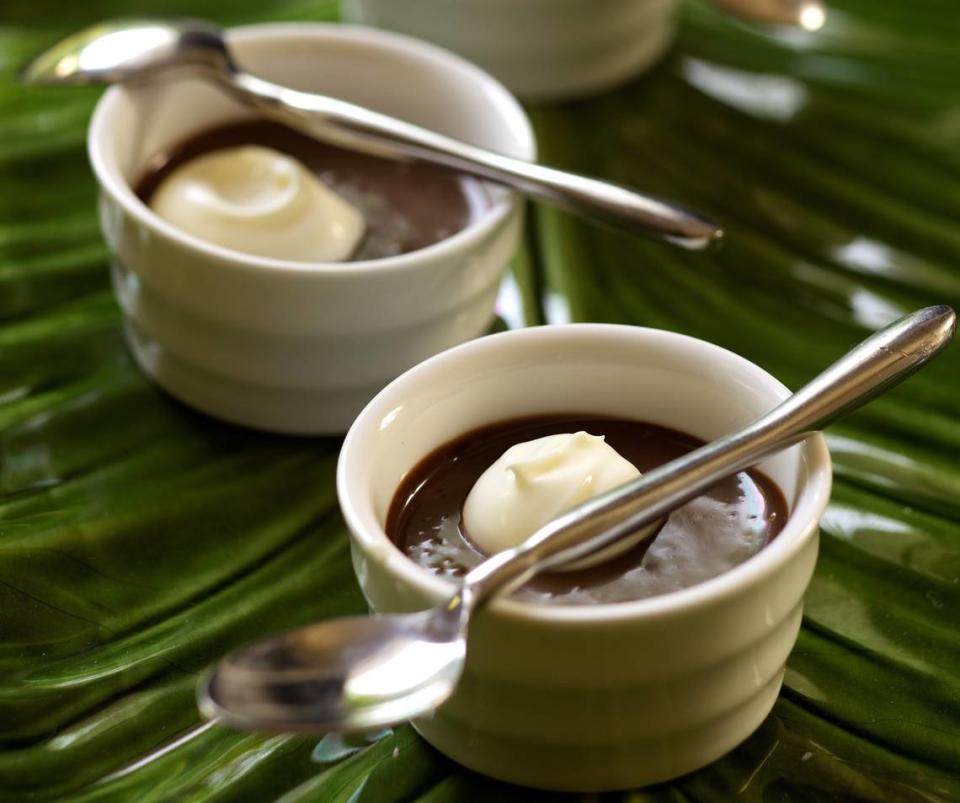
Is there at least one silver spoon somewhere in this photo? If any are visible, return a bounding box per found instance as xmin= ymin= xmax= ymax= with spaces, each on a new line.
xmin=20 ymin=19 xmax=721 ymax=250
xmin=708 ymin=0 xmax=826 ymax=29
xmin=199 ymin=305 xmax=953 ymax=734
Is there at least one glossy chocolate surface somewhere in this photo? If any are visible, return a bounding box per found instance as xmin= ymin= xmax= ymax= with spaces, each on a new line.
xmin=136 ymin=120 xmax=489 ymax=260
xmin=387 ymin=415 xmax=788 ymax=605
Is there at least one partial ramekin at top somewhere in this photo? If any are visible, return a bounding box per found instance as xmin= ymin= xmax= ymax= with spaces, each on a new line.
xmin=88 ymin=23 xmax=535 ymax=434
xmin=342 ymin=0 xmax=680 ymax=101
xmin=338 ymin=324 xmax=832 ymax=792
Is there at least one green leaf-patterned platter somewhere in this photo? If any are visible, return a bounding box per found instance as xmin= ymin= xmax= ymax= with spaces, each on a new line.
xmin=1 ymin=0 xmax=958 ymax=799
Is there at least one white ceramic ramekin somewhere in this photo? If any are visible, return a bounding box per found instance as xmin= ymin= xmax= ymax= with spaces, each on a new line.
xmin=88 ymin=24 xmax=535 ymax=434
xmin=342 ymin=0 xmax=680 ymax=101
xmin=338 ymin=324 xmax=831 ymax=791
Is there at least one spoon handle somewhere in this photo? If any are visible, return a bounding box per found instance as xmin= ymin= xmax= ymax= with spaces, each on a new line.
xmin=462 ymin=305 xmax=956 ymax=609
xmin=706 ymin=0 xmax=825 ymax=28
xmin=218 ymin=71 xmax=721 ymax=250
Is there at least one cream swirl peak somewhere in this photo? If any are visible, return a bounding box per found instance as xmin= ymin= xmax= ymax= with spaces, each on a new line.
xmin=150 ymin=145 xmax=365 ymax=262
xmin=462 ymin=431 xmax=641 ymax=555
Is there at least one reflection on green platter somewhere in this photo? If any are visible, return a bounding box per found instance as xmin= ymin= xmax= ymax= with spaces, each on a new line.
xmin=1 ymin=0 xmax=959 ymax=799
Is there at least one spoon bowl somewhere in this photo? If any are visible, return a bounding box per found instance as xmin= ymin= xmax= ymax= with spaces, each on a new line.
xmin=201 ymin=608 xmax=467 ymax=733
xmin=20 ymin=19 xmax=232 ymax=86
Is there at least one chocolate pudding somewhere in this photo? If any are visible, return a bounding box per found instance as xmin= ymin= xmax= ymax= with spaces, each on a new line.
xmin=136 ymin=120 xmax=489 ymax=260
xmin=386 ymin=415 xmax=789 ymax=605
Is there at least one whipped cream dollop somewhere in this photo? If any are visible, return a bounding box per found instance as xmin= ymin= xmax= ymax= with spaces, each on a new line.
xmin=462 ymin=431 xmax=641 ymax=555
xmin=150 ymin=145 xmax=365 ymax=262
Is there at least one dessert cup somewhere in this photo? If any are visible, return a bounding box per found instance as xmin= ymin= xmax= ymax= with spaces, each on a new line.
xmin=88 ymin=23 xmax=535 ymax=433
xmin=342 ymin=0 xmax=680 ymax=101
xmin=338 ymin=323 xmax=832 ymax=791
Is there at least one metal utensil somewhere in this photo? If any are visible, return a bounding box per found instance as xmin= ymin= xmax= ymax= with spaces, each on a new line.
xmin=198 ymin=305 xmax=954 ymax=734
xmin=708 ymin=0 xmax=826 ymax=29
xmin=20 ymin=19 xmax=722 ymax=250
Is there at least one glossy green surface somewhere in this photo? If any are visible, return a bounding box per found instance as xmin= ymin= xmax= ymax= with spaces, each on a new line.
xmin=1 ymin=0 xmax=959 ymax=799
